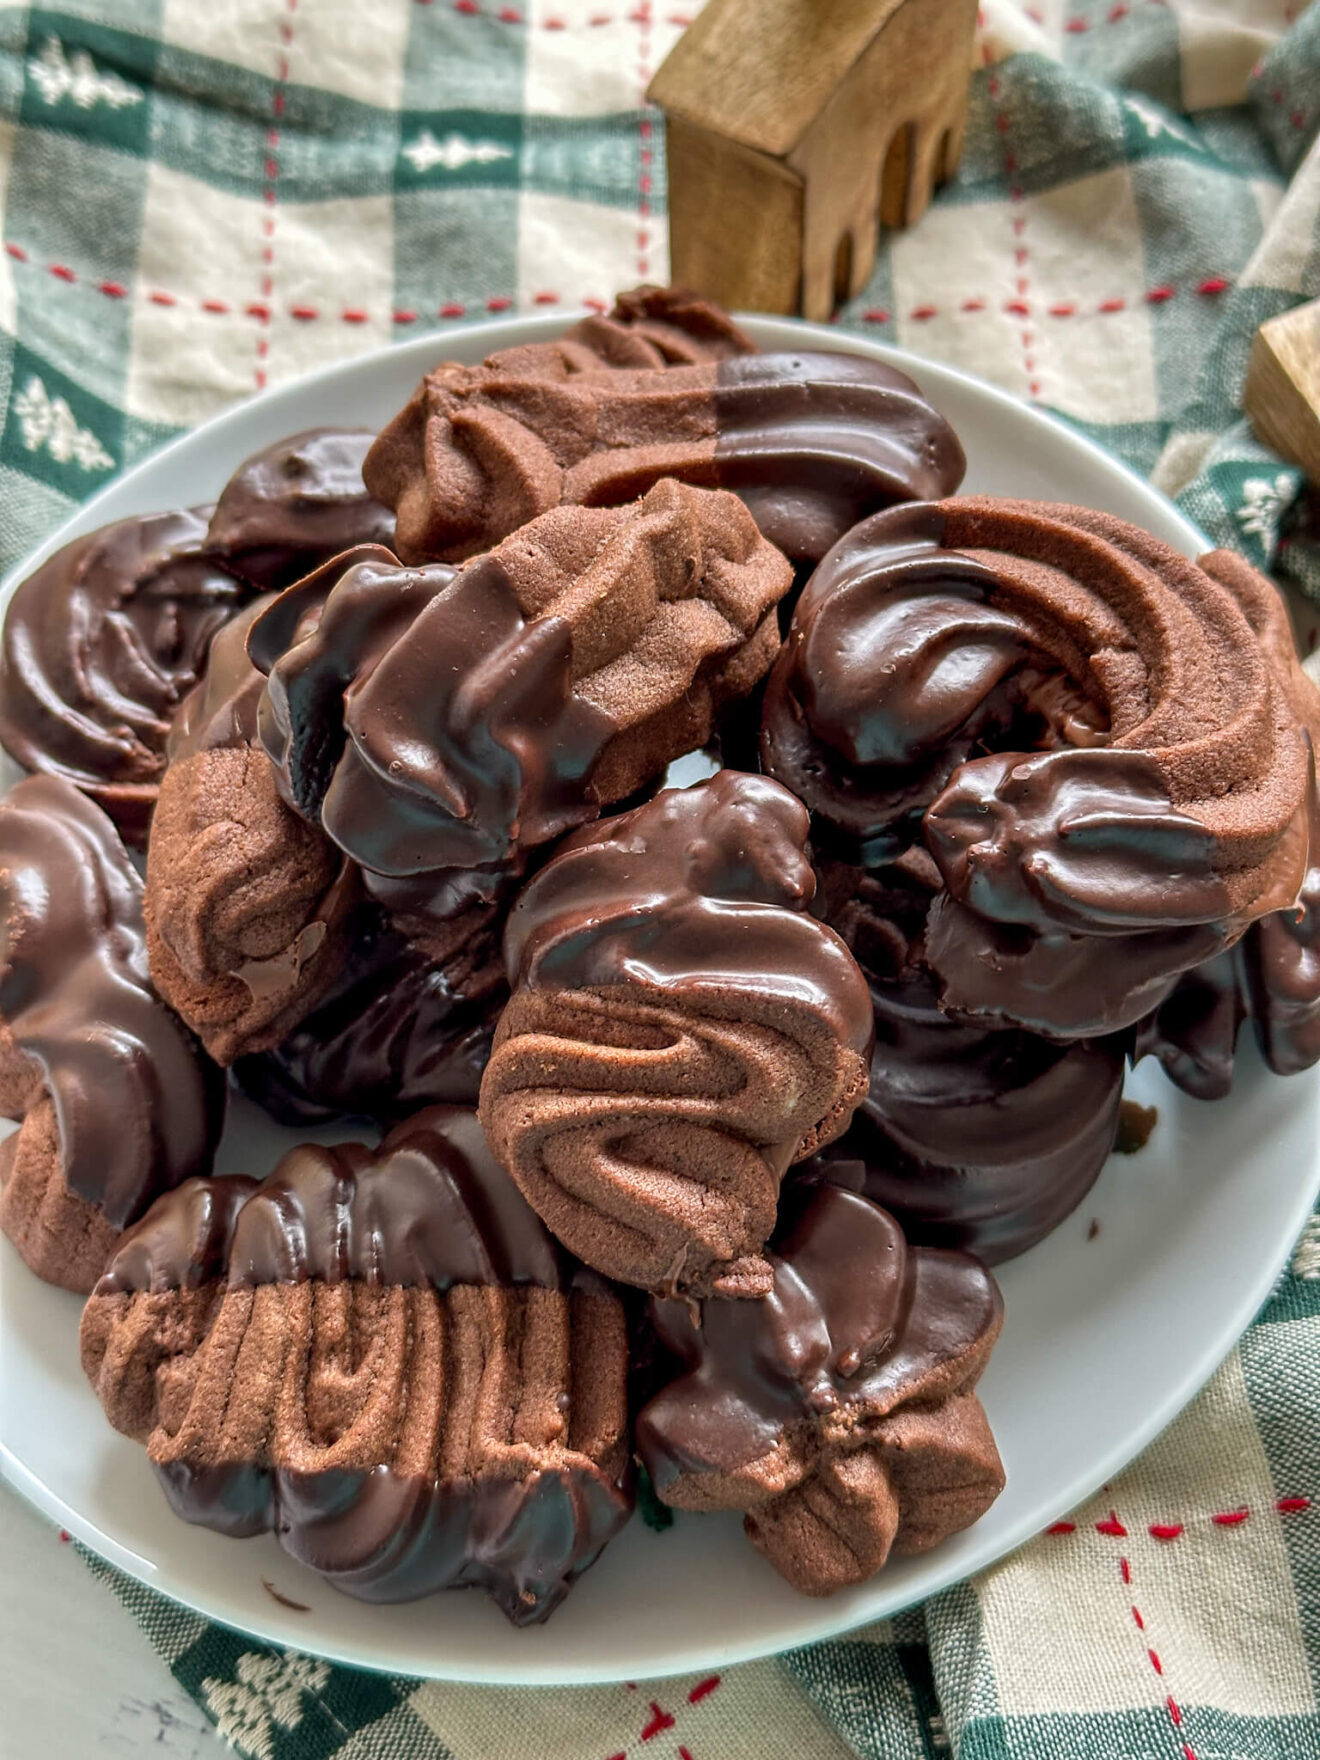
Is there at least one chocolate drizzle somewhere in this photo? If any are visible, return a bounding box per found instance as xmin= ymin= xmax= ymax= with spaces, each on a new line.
xmin=0 ymin=510 xmax=251 ymax=845
xmin=205 ymin=429 xmax=395 ymax=591
xmin=0 ymin=773 xmax=223 ymax=1226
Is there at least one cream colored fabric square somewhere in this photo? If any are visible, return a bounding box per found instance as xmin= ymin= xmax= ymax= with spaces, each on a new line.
xmin=517 ymin=189 xmax=658 ymax=311
xmin=0 ymin=119 xmax=17 ymax=337
xmin=125 ymin=164 xmax=265 ymax=426
xmin=261 ymin=194 xmax=395 ymax=386
xmin=978 ymin=1349 xmax=1315 ymax=1719
xmin=160 ymin=0 xmax=408 ymax=107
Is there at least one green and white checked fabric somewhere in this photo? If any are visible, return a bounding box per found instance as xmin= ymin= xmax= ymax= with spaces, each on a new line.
xmin=1 ymin=1 xmax=1320 ymax=1755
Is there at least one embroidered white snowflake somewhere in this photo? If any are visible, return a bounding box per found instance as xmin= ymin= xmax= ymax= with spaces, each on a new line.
xmin=28 ymin=36 xmax=143 ymax=110
xmin=202 ymin=1650 xmax=330 ymax=1760
xmin=1291 ymin=1212 xmax=1320 ymax=1281
xmin=12 ymin=376 xmax=114 ymax=471
xmin=402 ymin=128 xmax=513 ymax=173
xmin=1235 ymin=472 xmax=1294 ymax=541
xmin=1124 ymin=94 xmax=1196 ymax=147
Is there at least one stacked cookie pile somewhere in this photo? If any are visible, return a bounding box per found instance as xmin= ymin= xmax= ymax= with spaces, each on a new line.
xmin=2 ymin=287 xmax=1318 ymax=1625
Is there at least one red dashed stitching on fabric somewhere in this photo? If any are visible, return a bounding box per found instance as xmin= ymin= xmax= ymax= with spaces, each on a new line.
xmin=58 ymin=1530 xmax=70 ymax=1543
xmin=1047 ymin=1497 xmax=1309 ymax=1542
xmin=422 ymin=0 xmax=694 ymax=23
xmin=640 ymin=1701 xmax=676 ymax=1741
xmin=986 ymin=72 xmax=1039 ymax=398
xmin=688 ymin=1675 xmax=721 ymax=1704
xmin=1119 ymin=1548 xmax=1198 ymax=1760
xmin=679 ymin=1748 xmax=695 ymax=1760
xmin=255 ymin=0 xmax=298 ymax=389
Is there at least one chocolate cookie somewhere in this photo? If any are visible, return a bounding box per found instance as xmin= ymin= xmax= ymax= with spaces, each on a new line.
xmin=144 ymin=600 xmax=357 ymax=1065
xmin=478 ymin=773 xmax=873 ymax=1298
xmin=564 ymin=283 xmax=757 ymax=366
xmin=205 ymin=428 xmax=395 ymax=591
xmin=251 ymin=482 xmax=792 ymax=955
xmin=763 ymin=499 xmax=1320 ymax=1038
xmin=80 ymin=1106 xmax=633 ymax=1624
xmin=363 ymin=329 xmax=964 ymax=567
xmin=233 ymin=907 xmax=505 ymax=1126
xmin=0 ymin=509 xmax=250 ymax=846
xmin=0 ymin=774 xmax=224 ymax=1292
xmin=635 ymin=1176 xmax=1004 ymax=1596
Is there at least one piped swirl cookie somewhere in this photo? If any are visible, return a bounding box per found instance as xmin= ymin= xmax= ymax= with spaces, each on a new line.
xmin=0 ymin=510 xmax=251 ymax=846
xmin=635 ymin=1175 xmax=1005 ymax=1596
xmin=478 ymin=772 xmax=874 ymax=1298
xmin=763 ymin=498 xmax=1320 ymax=1038
xmin=251 ymin=481 xmax=792 ymax=956
xmin=144 ymin=600 xmax=357 ymax=1065
xmin=363 ymin=323 xmax=964 ymax=567
xmin=0 ymin=774 xmax=224 ymax=1292
xmin=80 ymin=1106 xmax=632 ymax=1624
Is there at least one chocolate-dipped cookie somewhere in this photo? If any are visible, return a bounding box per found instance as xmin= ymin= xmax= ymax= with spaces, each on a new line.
xmin=144 ymin=600 xmax=357 ymax=1065
xmin=818 ymin=860 xmax=1124 ymax=1263
xmin=80 ymin=1106 xmax=633 ymax=1624
xmin=363 ymin=329 xmax=964 ymax=567
xmin=205 ymin=428 xmax=395 ymax=591
xmin=251 ymin=482 xmax=792 ymax=956
xmin=0 ymin=774 xmax=224 ymax=1292
xmin=0 ymin=510 xmax=251 ymax=846
xmin=764 ymin=499 xmax=1320 ymax=1039
xmin=478 ymin=773 xmax=873 ymax=1299
xmin=234 ymin=907 xmax=505 ymax=1126
xmin=635 ymin=1176 xmax=1004 ymax=1596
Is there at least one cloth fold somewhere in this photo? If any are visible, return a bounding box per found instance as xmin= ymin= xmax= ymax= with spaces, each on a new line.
xmin=2 ymin=0 xmax=1319 ymax=1754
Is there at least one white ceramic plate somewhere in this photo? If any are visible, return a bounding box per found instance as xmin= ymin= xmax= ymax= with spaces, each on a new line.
xmin=1 ymin=316 xmax=1317 ymax=1686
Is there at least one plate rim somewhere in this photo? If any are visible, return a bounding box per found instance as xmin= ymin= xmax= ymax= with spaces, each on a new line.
xmin=5 ymin=311 xmax=1312 ymax=1688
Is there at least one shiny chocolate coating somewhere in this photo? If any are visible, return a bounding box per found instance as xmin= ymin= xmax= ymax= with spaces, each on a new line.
xmin=504 ymin=771 xmax=873 ymax=1057
xmin=0 ymin=773 xmax=223 ymax=1226
xmin=205 ymin=429 xmax=395 ymax=591
xmin=234 ymin=910 xmax=504 ymax=1125
xmin=0 ymin=510 xmax=250 ymax=845
xmin=766 ymin=498 xmax=1317 ymax=1039
xmin=827 ymin=973 xmax=1125 ymax=1263
xmin=365 ymin=346 xmax=964 ymax=567
xmin=167 ymin=595 xmax=276 ymax=761
xmin=99 ymin=1107 xmax=563 ymax=1293
xmin=87 ymin=1107 xmax=633 ymax=1622
xmin=636 ymin=1175 xmax=1002 ymax=1494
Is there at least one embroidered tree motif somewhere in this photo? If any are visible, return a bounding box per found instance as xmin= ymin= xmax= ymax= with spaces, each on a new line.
xmin=1235 ymin=472 xmax=1295 ymax=542
xmin=201 ymin=1650 xmax=331 ymax=1760
xmin=27 ymin=36 xmax=143 ymax=110
xmin=12 ymin=376 xmax=114 ymax=471
xmin=402 ymin=128 xmax=514 ymax=173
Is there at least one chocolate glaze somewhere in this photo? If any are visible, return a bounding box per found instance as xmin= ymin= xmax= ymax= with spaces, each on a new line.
xmin=827 ymin=973 xmax=1125 ymax=1263
xmin=504 ymin=772 xmax=874 ymax=1058
xmin=167 ymin=595 xmax=276 ymax=760
xmin=0 ymin=774 xmax=223 ymax=1225
xmin=205 ymin=429 xmax=395 ymax=591
xmin=0 ymin=509 xmax=250 ymax=845
xmin=92 ymin=1107 xmax=632 ymax=1622
xmin=99 ymin=1108 xmax=564 ymax=1292
xmin=1131 ymin=949 xmax=1246 ymax=1100
xmin=234 ymin=909 xmax=504 ymax=1125
xmin=636 ymin=1177 xmax=1002 ymax=1487
xmin=572 ymin=354 xmax=968 ymax=566
xmin=365 ymin=347 xmax=964 ymax=567
xmin=153 ymin=1458 xmax=631 ymax=1621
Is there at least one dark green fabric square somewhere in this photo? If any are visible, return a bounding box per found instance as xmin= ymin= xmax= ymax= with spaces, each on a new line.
xmin=0 ymin=337 xmax=123 ymax=493
xmin=21 ymin=10 xmax=161 ymax=158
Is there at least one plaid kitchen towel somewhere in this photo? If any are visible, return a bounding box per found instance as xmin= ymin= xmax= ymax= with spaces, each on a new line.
xmin=1 ymin=0 xmax=1320 ymax=1755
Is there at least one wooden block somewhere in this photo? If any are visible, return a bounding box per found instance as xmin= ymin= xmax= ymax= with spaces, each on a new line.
xmin=1244 ymin=299 xmax=1320 ymax=487
xmin=648 ymin=0 xmax=978 ymax=321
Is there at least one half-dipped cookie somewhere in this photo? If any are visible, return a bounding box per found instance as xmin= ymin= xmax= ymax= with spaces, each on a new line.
xmin=764 ymin=499 xmax=1320 ymax=1038
xmin=636 ymin=1175 xmax=1004 ymax=1596
xmin=145 ymin=600 xmax=357 ymax=1065
xmin=80 ymin=1106 xmax=633 ymax=1625
xmin=479 ymin=772 xmax=873 ymax=1298
xmin=251 ymin=481 xmax=792 ymax=956
xmin=0 ymin=775 xmax=224 ymax=1291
